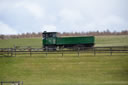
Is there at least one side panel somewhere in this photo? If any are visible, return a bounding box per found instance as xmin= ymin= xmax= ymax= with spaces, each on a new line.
xmin=43 ymin=38 xmax=56 ymax=45
xmin=56 ymin=36 xmax=94 ymax=45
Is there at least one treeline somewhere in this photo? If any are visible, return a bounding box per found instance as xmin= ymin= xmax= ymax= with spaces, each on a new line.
xmin=59 ymin=30 xmax=128 ymax=36
xmin=0 ymin=32 xmax=42 ymax=39
xmin=0 ymin=30 xmax=128 ymax=39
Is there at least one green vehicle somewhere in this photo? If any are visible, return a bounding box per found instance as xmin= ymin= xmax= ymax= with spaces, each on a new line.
xmin=42 ymin=31 xmax=95 ymax=50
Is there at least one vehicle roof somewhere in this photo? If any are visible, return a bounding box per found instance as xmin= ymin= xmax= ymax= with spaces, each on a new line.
xmin=43 ymin=31 xmax=57 ymax=34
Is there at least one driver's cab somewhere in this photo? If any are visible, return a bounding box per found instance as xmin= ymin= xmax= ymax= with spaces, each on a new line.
xmin=42 ymin=31 xmax=57 ymax=50
xmin=42 ymin=31 xmax=57 ymax=45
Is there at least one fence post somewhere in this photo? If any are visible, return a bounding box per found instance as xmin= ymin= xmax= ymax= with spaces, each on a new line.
xmin=78 ymin=48 xmax=80 ymax=56
xmin=61 ymin=49 xmax=63 ymax=56
xmin=94 ymin=47 xmax=96 ymax=56
xmin=30 ymin=48 xmax=32 ymax=56
xmin=46 ymin=52 xmax=47 ymax=56
xmin=45 ymin=50 xmax=47 ymax=56
xmin=11 ymin=48 xmax=13 ymax=57
xmin=1 ymin=81 xmax=3 ymax=85
xmin=8 ymin=48 xmax=9 ymax=56
xmin=110 ymin=47 xmax=112 ymax=56
xmin=15 ymin=48 xmax=16 ymax=57
xmin=62 ymin=52 xmax=63 ymax=56
xmin=14 ymin=46 xmax=16 ymax=57
xmin=1 ymin=48 xmax=3 ymax=55
xmin=21 ymin=81 xmax=23 ymax=85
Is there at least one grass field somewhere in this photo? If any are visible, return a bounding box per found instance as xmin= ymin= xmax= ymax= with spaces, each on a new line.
xmin=0 ymin=38 xmax=42 ymax=48
xmin=0 ymin=35 xmax=128 ymax=85
xmin=0 ymin=35 xmax=128 ymax=48
xmin=95 ymin=35 xmax=128 ymax=47
xmin=0 ymin=55 xmax=128 ymax=85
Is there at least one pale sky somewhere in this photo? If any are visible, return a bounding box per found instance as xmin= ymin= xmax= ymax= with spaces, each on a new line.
xmin=0 ymin=0 xmax=128 ymax=34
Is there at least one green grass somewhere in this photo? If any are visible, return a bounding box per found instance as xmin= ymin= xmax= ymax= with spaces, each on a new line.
xmin=0 ymin=54 xmax=128 ymax=85
xmin=0 ymin=35 xmax=128 ymax=85
xmin=95 ymin=35 xmax=128 ymax=47
xmin=0 ymin=38 xmax=42 ymax=48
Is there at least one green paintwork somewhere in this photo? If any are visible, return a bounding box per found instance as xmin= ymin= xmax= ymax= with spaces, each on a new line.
xmin=43 ymin=36 xmax=95 ymax=45
xmin=56 ymin=36 xmax=94 ymax=45
xmin=43 ymin=38 xmax=56 ymax=45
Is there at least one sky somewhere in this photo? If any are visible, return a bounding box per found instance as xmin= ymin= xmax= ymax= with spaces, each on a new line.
xmin=0 ymin=0 xmax=128 ymax=35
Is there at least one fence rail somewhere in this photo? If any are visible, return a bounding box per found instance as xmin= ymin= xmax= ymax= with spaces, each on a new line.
xmin=0 ymin=46 xmax=128 ymax=57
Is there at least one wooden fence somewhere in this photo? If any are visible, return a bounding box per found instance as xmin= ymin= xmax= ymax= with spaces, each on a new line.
xmin=0 ymin=46 xmax=128 ymax=57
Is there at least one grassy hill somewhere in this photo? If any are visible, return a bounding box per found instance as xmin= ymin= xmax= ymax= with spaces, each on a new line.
xmin=95 ymin=35 xmax=128 ymax=47
xmin=0 ymin=38 xmax=42 ymax=48
xmin=0 ymin=35 xmax=128 ymax=48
